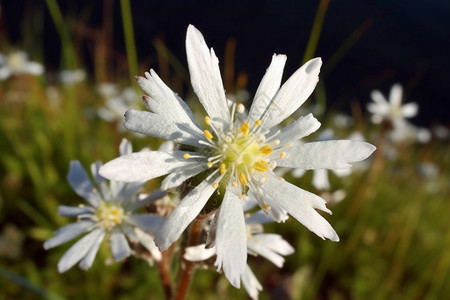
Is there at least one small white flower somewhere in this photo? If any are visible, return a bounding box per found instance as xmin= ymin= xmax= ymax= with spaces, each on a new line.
xmin=58 ymin=69 xmax=86 ymax=85
xmin=100 ymin=25 xmax=375 ymax=285
xmin=0 ymin=50 xmax=43 ymax=80
xmin=44 ymin=139 xmax=165 ymax=273
xmin=367 ymin=83 xmax=418 ymax=125
xmin=184 ymin=208 xmax=294 ymax=299
xmin=97 ymin=84 xmax=139 ymax=126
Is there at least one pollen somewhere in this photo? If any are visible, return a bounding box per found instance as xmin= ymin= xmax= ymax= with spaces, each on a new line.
xmin=279 ymin=152 xmax=287 ymax=159
xmin=260 ymin=145 xmax=273 ymax=155
xmin=254 ymin=160 xmax=268 ymax=172
xmin=240 ymin=122 xmax=250 ymax=136
xmin=238 ymin=173 xmax=248 ymax=186
xmin=254 ymin=119 xmax=262 ymax=127
xmin=205 ymin=116 xmax=211 ymax=125
xmin=207 ymin=161 xmax=213 ymax=168
xmin=183 ymin=153 xmax=191 ymax=159
xmin=212 ymin=182 xmax=219 ymax=189
xmin=219 ymin=163 xmax=227 ymax=174
xmin=262 ymin=203 xmax=270 ymax=211
xmin=204 ymin=129 xmax=213 ymax=140
xmin=237 ymin=103 xmax=245 ymax=113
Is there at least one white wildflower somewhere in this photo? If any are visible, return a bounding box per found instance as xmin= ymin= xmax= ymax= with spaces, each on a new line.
xmin=0 ymin=50 xmax=43 ymax=79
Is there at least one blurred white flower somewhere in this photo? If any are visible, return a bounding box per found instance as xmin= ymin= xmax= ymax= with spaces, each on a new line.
xmin=367 ymin=84 xmax=418 ymax=126
xmin=0 ymin=50 xmax=43 ymax=80
xmin=58 ymin=69 xmax=86 ymax=85
xmin=44 ymin=139 xmax=165 ymax=273
xmin=97 ymin=84 xmax=138 ymax=126
xmin=100 ymin=25 xmax=375 ymax=286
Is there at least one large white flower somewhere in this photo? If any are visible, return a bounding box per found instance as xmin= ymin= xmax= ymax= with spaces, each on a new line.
xmin=367 ymin=83 xmax=418 ymax=125
xmin=100 ymin=25 xmax=375 ymax=285
xmin=44 ymin=139 xmax=165 ymax=273
xmin=0 ymin=50 xmax=43 ymax=80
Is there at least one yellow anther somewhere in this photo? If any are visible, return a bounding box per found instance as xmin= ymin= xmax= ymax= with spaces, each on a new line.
xmin=254 ymin=119 xmax=262 ymax=127
xmin=260 ymin=145 xmax=273 ymax=155
xmin=262 ymin=203 xmax=270 ymax=211
xmin=207 ymin=161 xmax=213 ymax=168
xmin=279 ymin=152 xmax=287 ymax=159
xmin=204 ymin=129 xmax=213 ymax=140
xmin=254 ymin=161 xmax=268 ymax=172
xmin=273 ymin=139 xmax=280 ymax=145
xmin=212 ymin=182 xmax=219 ymax=189
xmin=111 ymin=209 xmax=120 ymax=216
xmin=240 ymin=122 xmax=250 ymax=136
xmin=237 ymin=103 xmax=245 ymax=113
xmin=219 ymin=163 xmax=227 ymax=174
xmin=183 ymin=153 xmax=191 ymax=159
xmin=205 ymin=116 xmax=211 ymax=125
xmin=238 ymin=173 xmax=247 ymax=186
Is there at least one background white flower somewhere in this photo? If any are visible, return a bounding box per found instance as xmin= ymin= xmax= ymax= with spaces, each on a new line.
xmin=100 ymin=25 xmax=376 ymax=285
xmin=0 ymin=50 xmax=43 ymax=80
xmin=44 ymin=139 xmax=165 ymax=273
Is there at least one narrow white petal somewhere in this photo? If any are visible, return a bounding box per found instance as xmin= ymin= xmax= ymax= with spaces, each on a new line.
xmin=370 ymin=90 xmax=388 ymax=104
xmin=44 ymin=221 xmax=93 ymax=249
xmin=184 ymin=244 xmax=216 ymax=261
xmin=278 ymin=140 xmax=376 ymax=170
xmin=125 ymin=189 xmax=167 ymax=211
xmin=154 ymin=179 xmax=217 ymax=251
xmin=186 ymin=25 xmax=230 ymax=124
xmin=124 ymin=109 xmax=205 ymax=148
xmin=276 ymin=113 xmax=321 ymax=145
xmin=401 ymin=102 xmax=418 ymax=118
xmin=67 ymin=161 xmax=101 ymax=207
xmin=57 ymin=228 xmax=105 ymax=273
xmin=110 ymin=230 xmax=131 ymax=261
xmin=215 ymin=189 xmax=247 ymax=288
xmin=248 ymin=233 xmax=294 ymax=267
xmin=389 ymin=84 xmax=403 ymax=107
xmin=262 ymin=176 xmax=339 ymax=241
xmin=241 ymin=265 xmax=263 ymax=300
xmin=245 ymin=210 xmax=275 ymax=225
xmin=119 ymin=138 xmax=133 ymax=156
xmin=262 ymin=58 xmax=322 ymax=129
xmin=161 ymin=163 xmax=208 ymax=190
xmin=78 ymin=230 xmax=106 ymax=270
xmin=99 ymin=151 xmax=192 ymax=182
xmin=126 ymin=214 xmax=165 ymax=233
xmin=367 ymin=102 xmax=389 ymax=116
xmin=57 ymin=205 xmax=94 ymax=217
xmin=312 ymin=169 xmax=330 ymax=190
xmin=134 ymin=227 xmax=162 ymax=261
xmin=248 ymin=54 xmax=287 ymax=124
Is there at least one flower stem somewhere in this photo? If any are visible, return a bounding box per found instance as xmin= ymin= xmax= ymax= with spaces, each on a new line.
xmin=174 ymin=214 xmax=207 ymax=300
xmin=157 ymin=247 xmax=174 ymax=300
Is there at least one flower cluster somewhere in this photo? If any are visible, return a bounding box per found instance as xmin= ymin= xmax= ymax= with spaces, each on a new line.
xmin=99 ymin=25 xmax=376 ymax=288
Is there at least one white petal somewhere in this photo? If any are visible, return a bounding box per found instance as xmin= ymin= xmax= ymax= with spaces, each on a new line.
xmin=57 ymin=228 xmax=105 ymax=273
xmin=262 ymin=58 xmax=322 ymax=129
xmin=186 ymin=25 xmax=230 ymax=125
xmin=370 ymin=90 xmax=388 ymax=104
xmin=125 ymin=189 xmax=167 ymax=211
xmin=126 ymin=214 xmax=165 ymax=233
xmin=134 ymin=227 xmax=162 ymax=261
xmin=44 ymin=221 xmax=93 ymax=249
xmin=214 ymin=189 xmax=247 ymax=288
xmin=312 ymin=169 xmax=330 ymax=190
xmin=99 ymin=151 xmax=191 ymax=182
xmin=67 ymin=161 xmax=101 ymax=207
xmin=184 ymin=244 xmax=216 ymax=261
xmin=23 ymin=62 xmax=44 ymax=75
xmin=0 ymin=67 xmax=12 ymax=79
xmin=110 ymin=230 xmax=131 ymax=261
xmin=245 ymin=210 xmax=275 ymax=225
xmin=276 ymin=113 xmax=321 ymax=145
xmin=262 ymin=176 xmax=339 ymax=241
xmin=247 ymin=233 xmax=294 ymax=268
xmin=78 ymin=230 xmax=106 ymax=270
xmin=278 ymin=140 xmax=376 ymax=170
xmin=367 ymin=102 xmax=389 ymax=116
xmin=241 ymin=265 xmax=263 ymax=300
xmin=248 ymin=54 xmax=287 ymax=124
xmin=389 ymin=84 xmax=403 ymax=107
xmin=119 ymin=138 xmax=133 ymax=156
xmin=124 ymin=109 xmax=205 ymax=148
xmin=58 ymin=205 xmax=94 ymax=217
xmin=401 ymin=102 xmax=418 ymax=118
xmin=161 ymin=163 xmax=208 ymax=190
xmin=154 ymin=179 xmax=217 ymax=251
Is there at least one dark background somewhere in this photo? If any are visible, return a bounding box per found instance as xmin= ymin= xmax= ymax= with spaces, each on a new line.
xmin=2 ymin=0 xmax=449 ymax=126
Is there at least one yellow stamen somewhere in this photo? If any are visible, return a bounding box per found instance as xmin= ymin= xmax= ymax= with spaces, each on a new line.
xmin=238 ymin=173 xmax=247 ymax=186
xmin=262 ymin=203 xmax=270 ymax=211
xmin=240 ymin=122 xmax=250 ymax=136
xmin=219 ymin=163 xmax=227 ymax=174
xmin=260 ymin=145 xmax=273 ymax=155
xmin=207 ymin=161 xmax=213 ymax=168
xmin=183 ymin=153 xmax=191 ymax=159
xmin=254 ymin=161 xmax=268 ymax=172
xmin=204 ymin=130 xmax=213 ymax=140
xmin=212 ymin=182 xmax=219 ymax=189
xmin=279 ymin=152 xmax=287 ymax=159
xmin=205 ymin=116 xmax=211 ymax=125
xmin=237 ymin=103 xmax=245 ymax=113
xmin=254 ymin=119 xmax=262 ymax=127
xmin=111 ymin=209 xmax=120 ymax=216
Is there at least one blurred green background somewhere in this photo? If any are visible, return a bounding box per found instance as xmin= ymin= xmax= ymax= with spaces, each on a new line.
xmin=0 ymin=0 xmax=449 ymax=299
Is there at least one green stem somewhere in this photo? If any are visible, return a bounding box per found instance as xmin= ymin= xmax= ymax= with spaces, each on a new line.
xmin=302 ymin=0 xmax=330 ymax=63
xmin=120 ymin=0 xmax=139 ymax=84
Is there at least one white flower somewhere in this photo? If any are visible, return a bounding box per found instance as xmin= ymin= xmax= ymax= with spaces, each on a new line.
xmin=44 ymin=139 xmax=165 ymax=273
xmin=367 ymin=83 xmax=418 ymax=125
xmin=97 ymin=84 xmax=139 ymax=125
xmin=184 ymin=208 xmax=294 ymax=299
xmin=58 ymin=69 xmax=86 ymax=85
xmin=0 ymin=50 xmax=43 ymax=80
xmin=100 ymin=25 xmax=375 ymax=285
